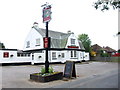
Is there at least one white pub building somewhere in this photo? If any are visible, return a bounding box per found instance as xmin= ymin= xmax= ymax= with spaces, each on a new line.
xmin=0 ymin=22 xmax=89 ymax=64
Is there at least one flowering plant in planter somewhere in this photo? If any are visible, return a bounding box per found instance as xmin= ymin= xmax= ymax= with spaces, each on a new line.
xmin=40 ymin=66 xmax=53 ymax=75
xmin=30 ymin=66 xmax=63 ymax=82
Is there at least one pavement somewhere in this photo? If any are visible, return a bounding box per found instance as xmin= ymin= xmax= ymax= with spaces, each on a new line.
xmin=1 ymin=61 xmax=119 ymax=88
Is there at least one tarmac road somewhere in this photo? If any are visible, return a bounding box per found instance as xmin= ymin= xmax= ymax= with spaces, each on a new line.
xmin=1 ymin=62 xmax=119 ymax=88
xmin=52 ymin=69 xmax=119 ymax=88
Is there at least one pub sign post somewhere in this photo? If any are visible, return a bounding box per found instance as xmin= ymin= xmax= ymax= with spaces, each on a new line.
xmin=42 ymin=3 xmax=52 ymax=73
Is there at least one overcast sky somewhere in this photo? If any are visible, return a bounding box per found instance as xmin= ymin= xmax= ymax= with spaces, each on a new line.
xmin=0 ymin=0 xmax=118 ymax=50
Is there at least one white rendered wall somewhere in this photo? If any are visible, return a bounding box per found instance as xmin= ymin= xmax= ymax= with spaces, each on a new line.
xmin=33 ymin=52 xmax=45 ymax=63
xmin=0 ymin=50 xmax=31 ymax=64
xmin=84 ymin=52 xmax=90 ymax=61
xmin=78 ymin=51 xmax=84 ymax=61
xmin=23 ymin=28 xmax=44 ymax=51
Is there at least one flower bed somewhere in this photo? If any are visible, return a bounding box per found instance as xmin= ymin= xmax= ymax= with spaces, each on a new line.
xmin=30 ymin=72 xmax=63 ymax=82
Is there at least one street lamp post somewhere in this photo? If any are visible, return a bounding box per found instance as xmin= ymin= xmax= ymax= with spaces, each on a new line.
xmin=42 ymin=3 xmax=52 ymax=73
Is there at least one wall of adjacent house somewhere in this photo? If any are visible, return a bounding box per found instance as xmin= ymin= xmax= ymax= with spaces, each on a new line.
xmin=23 ymin=28 xmax=43 ymax=51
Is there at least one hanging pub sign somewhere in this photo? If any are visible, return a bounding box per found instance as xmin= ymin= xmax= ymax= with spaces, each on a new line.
xmin=42 ymin=5 xmax=52 ymax=23
xmin=43 ymin=37 xmax=51 ymax=48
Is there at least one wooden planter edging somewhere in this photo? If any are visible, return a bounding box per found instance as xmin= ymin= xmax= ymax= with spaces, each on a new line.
xmin=30 ymin=72 xmax=63 ymax=82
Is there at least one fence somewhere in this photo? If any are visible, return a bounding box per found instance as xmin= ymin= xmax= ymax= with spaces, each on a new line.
xmin=91 ymin=56 xmax=120 ymax=61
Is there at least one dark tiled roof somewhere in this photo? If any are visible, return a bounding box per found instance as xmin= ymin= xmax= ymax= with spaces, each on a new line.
xmin=91 ymin=44 xmax=116 ymax=53
xmin=33 ymin=26 xmax=70 ymax=48
xmin=91 ymin=44 xmax=103 ymax=52
xmin=103 ymin=46 xmax=116 ymax=52
xmin=33 ymin=26 xmax=84 ymax=49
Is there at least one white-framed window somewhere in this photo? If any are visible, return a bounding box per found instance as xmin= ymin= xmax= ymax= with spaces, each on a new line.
xmin=26 ymin=41 xmax=30 ymax=48
xmin=52 ymin=52 xmax=57 ymax=60
xmin=71 ymin=51 xmax=77 ymax=58
xmin=71 ymin=38 xmax=75 ymax=45
xmin=61 ymin=53 xmax=65 ymax=58
xmin=36 ymin=38 xmax=40 ymax=46
xmin=17 ymin=53 xmax=30 ymax=57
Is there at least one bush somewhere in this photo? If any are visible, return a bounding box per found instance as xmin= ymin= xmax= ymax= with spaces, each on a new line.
xmin=49 ymin=67 xmax=54 ymax=73
xmin=100 ymin=50 xmax=110 ymax=57
xmin=101 ymin=53 xmax=109 ymax=57
xmin=41 ymin=67 xmax=45 ymax=74
xmin=90 ymin=51 xmax=97 ymax=57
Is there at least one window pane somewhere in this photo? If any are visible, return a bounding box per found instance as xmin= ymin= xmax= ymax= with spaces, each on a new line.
xmin=28 ymin=54 xmax=30 ymax=57
xmin=26 ymin=41 xmax=30 ymax=48
xmin=36 ymin=38 xmax=40 ymax=46
xmin=71 ymin=39 xmax=75 ymax=45
xmin=61 ymin=53 xmax=65 ymax=58
xmin=52 ymin=52 xmax=56 ymax=60
xmin=74 ymin=51 xmax=77 ymax=57
xmin=71 ymin=51 xmax=77 ymax=58
xmin=71 ymin=51 xmax=73 ymax=57
xmin=17 ymin=53 xmax=20 ymax=57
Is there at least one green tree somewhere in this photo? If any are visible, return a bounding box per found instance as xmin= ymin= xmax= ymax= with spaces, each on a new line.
xmin=0 ymin=42 xmax=5 ymax=49
xmin=93 ymin=0 xmax=120 ymax=11
xmin=78 ymin=34 xmax=91 ymax=52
